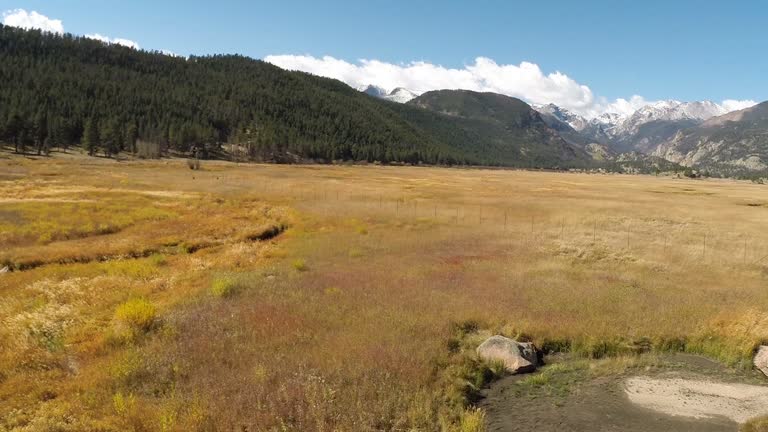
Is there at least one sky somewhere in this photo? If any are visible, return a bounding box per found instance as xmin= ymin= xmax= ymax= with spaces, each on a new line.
xmin=1 ymin=0 xmax=765 ymax=117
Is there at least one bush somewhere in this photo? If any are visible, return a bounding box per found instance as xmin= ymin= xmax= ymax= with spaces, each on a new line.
xmin=292 ymin=258 xmax=307 ymax=272
xmin=115 ymin=298 xmax=157 ymax=333
xmin=459 ymin=408 xmax=486 ymax=432
xmin=149 ymin=253 xmax=167 ymax=267
xmin=210 ymin=275 xmax=238 ymax=298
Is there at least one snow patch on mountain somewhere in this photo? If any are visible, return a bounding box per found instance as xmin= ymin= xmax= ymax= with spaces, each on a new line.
xmin=385 ymin=87 xmax=419 ymax=103
xmin=533 ymin=99 xmax=745 ymax=138
xmin=359 ymin=85 xmax=420 ymax=103
xmin=532 ymin=103 xmax=590 ymax=131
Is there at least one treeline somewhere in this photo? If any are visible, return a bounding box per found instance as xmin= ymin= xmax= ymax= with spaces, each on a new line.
xmin=0 ymin=24 xmax=598 ymax=168
xmin=0 ymin=24 xmax=479 ymax=164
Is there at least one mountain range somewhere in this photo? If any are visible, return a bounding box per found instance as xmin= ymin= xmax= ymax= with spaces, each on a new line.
xmin=363 ymin=85 xmax=767 ymax=176
xmin=2 ymin=24 xmax=766 ymax=177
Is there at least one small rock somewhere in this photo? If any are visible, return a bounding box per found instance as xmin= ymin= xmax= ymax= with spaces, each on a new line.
xmin=0 ymin=266 xmax=8 ymax=274
xmin=477 ymin=335 xmax=539 ymax=374
xmin=754 ymin=346 xmax=768 ymax=377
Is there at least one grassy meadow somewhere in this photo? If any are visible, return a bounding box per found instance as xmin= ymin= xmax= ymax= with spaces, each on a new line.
xmin=2 ymin=155 xmax=768 ymax=431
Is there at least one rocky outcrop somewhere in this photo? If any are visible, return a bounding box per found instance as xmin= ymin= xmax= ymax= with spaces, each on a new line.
xmin=754 ymin=346 xmax=768 ymax=377
xmin=476 ymin=335 xmax=539 ymax=374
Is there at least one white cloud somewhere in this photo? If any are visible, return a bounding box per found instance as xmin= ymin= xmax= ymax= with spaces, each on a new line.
xmin=721 ymin=99 xmax=757 ymax=112
xmin=265 ymin=54 xmax=756 ymax=118
xmin=600 ymin=95 xmax=653 ymax=117
xmin=3 ymin=9 xmax=141 ymax=50
xmin=266 ymin=54 xmax=602 ymax=116
xmin=2 ymin=9 xmax=63 ymax=34
xmin=86 ymin=33 xmax=140 ymax=50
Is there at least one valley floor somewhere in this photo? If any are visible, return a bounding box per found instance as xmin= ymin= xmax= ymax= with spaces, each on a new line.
xmin=2 ymin=153 xmax=768 ymax=431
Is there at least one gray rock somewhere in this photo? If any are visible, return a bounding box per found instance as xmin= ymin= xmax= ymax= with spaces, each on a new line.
xmin=754 ymin=346 xmax=768 ymax=377
xmin=477 ymin=335 xmax=539 ymax=374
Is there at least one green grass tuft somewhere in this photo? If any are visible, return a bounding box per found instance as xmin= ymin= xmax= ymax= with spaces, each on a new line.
xmin=115 ymin=298 xmax=157 ymax=333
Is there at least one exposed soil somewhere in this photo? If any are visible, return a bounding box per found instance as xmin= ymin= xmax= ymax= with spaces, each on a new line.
xmin=480 ymin=354 xmax=768 ymax=432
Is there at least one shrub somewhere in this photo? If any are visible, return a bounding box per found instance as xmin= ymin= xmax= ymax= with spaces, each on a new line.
xmin=113 ymin=392 xmax=136 ymax=416
xmin=149 ymin=254 xmax=167 ymax=267
xmin=115 ymin=298 xmax=157 ymax=333
xmin=292 ymin=258 xmax=307 ymax=272
xmin=210 ymin=275 xmax=238 ymax=298
xmin=459 ymin=408 xmax=486 ymax=432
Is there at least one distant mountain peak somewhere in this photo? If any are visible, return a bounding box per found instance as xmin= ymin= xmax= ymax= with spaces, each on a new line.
xmin=358 ymin=85 xmax=419 ymax=103
xmin=386 ymin=87 xmax=419 ymax=103
xmin=532 ymin=103 xmax=590 ymax=131
xmin=361 ymin=84 xmax=388 ymax=98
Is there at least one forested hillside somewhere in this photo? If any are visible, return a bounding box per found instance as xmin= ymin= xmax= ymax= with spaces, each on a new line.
xmin=0 ymin=24 xmax=587 ymax=167
xmin=406 ymin=90 xmax=587 ymax=166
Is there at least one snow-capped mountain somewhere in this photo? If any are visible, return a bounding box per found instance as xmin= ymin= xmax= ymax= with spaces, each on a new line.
xmin=531 ymin=100 xmax=744 ymax=153
xmin=385 ymin=87 xmax=419 ymax=103
xmin=362 ymin=84 xmax=388 ymax=98
xmin=532 ymin=103 xmax=590 ymax=131
xmin=359 ymin=85 xmax=420 ymax=103
xmin=610 ymin=100 xmax=727 ymax=137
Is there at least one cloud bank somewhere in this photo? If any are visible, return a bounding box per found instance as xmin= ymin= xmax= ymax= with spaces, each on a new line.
xmin=721 ymin=99 xmax=758 ymax=112
xmin=85 ymin=33 xmax=140 ymax=50
xmin=265 ymin=54 xmax=756 ymax=118
xmin=2 ymin=9 xmax=63 ymax=34
xmin=3 ymin=9 xmax=141 ymax=50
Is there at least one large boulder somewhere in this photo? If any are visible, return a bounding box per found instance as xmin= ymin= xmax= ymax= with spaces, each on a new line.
xmin=755 ymin=346 xmax=768 ymax=377
xmin=477 ymin=335 xmax=539 ymax=374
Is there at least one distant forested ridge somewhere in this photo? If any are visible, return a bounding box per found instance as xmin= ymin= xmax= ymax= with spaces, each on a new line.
xmin=0 ymin=24 xmax=587 ymax=167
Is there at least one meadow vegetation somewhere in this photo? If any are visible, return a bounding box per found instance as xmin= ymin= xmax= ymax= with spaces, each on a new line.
xmin=2 ymin=155 xmax=768 ymax=431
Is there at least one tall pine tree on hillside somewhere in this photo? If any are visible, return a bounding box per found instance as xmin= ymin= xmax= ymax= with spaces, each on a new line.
xmin=82 ymin=117 xmax=99 ymax=156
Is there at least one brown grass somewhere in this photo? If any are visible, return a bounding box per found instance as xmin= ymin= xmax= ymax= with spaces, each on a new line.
xmin=2 ymin=155 xmax=768 ymax=430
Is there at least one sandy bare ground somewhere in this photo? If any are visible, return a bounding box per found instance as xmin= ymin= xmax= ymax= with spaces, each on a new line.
xmin=625 ymin=377 xmax=768 ymax=423
xmin=481 ymin=355 xmax=765 ymax=432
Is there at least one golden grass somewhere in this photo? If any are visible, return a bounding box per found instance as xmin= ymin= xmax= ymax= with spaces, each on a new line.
xmin=2 ymin=155 xmax=768 ymax=430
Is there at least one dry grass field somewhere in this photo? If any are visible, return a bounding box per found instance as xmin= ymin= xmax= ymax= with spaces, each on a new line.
xmin=2 ymin=154 xmax=768 ymax=431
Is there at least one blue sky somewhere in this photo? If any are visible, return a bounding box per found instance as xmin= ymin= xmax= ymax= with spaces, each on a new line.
xmin=2 ymin=0 xmax=766 ymax=115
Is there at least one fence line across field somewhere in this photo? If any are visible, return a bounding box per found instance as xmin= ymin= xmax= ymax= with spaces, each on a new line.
xmin=234 ymin=182 xmax=768 ymax=270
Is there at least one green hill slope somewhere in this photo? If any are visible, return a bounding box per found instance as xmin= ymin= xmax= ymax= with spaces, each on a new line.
xmin=404 ymin=90 xmax=588 ymax=167
xmin=0 ymin=24 xmax=588 ymax=168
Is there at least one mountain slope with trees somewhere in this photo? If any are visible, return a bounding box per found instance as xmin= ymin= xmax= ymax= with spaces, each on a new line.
xmin=0 ymin=24 xmax=589 ymax=168
xmin=405 ymin=90 xmax=588 ymax=167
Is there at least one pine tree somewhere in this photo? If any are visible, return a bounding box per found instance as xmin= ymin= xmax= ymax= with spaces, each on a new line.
xmin=125 ymin=122 xmax=138 ymax=154
xmin=82 ymin=117 xmax=99 ymax=156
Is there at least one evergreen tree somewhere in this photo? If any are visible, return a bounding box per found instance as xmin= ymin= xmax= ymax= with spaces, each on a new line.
xmin=125 ymin=122 xmax=138 ymax=154
xmin=82 ymin=117 xmax=99 ymax=156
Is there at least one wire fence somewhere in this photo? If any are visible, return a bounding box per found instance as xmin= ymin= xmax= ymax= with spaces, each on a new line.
xmin=207 ymin=174 xmax=768 ymax=270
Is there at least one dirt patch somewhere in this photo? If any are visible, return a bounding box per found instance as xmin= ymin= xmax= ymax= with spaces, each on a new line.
xmin=625 ymin=377 xmax=768 ymax=423
xmin=480 ymin=354 xmax=766 ymax=432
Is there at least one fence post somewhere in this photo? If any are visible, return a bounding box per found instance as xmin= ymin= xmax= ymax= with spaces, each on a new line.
xmin=593 ymin=220 xmax=597 ymax=243
xmin=626 ymin=224 xmax=630 ymax=249
xmin=744 ymin=237 xmax=748 ymax=264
